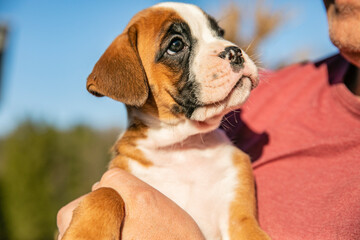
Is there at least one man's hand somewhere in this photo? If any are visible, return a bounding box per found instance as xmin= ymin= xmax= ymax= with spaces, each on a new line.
xmin=57 ymin=168 xmax=205 ymax=240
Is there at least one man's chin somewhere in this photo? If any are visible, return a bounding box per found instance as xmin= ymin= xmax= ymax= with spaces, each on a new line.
xmin=340 ymin=50 xmax=360 ymax=68
xmin=327 ymin=5 xmax=360 ymax=66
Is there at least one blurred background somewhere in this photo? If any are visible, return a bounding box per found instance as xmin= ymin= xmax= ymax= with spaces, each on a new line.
xmin=0 ymin=0 xmax=337 ymax=239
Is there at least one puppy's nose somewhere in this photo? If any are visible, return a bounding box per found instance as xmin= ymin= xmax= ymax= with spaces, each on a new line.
xmin=218 ymin=46 xmax=244 ymax=66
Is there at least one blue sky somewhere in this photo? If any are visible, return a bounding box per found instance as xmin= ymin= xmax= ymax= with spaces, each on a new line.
xmin=0 ymin=0 xmax=338 ymax=136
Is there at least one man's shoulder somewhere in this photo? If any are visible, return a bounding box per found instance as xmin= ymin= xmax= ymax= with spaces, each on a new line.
xmin=260 ymin=54 xmax=342 ymax=85
xmin=251 ymin=53 xmax=345 ymax=98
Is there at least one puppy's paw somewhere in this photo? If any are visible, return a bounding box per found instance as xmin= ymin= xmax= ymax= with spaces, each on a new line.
xmin=229 ymin=217 xmax=271 ymax=240
xmin=62 ymin=187 xmax=125 ymax=240
xmin=245 ymin=228 xmax=271 ymax=240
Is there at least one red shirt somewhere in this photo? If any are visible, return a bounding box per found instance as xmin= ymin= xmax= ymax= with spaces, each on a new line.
xmin=223 ymin=55 xmax=360 ymax=239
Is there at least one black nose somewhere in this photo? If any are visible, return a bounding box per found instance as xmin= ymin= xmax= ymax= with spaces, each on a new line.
xmin=218 ymin=46 xmax=244 ymax=66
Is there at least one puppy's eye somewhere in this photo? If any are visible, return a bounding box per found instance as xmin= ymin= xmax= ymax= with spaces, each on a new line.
xmin=219 ymin=28 xmax=225 ymax=37
xmin=167 ymin=38 xmax=184 ymax=55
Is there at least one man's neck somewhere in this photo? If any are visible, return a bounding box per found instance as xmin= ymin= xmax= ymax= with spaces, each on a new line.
xmin=344 ymin=64 xmax=360 ymax=97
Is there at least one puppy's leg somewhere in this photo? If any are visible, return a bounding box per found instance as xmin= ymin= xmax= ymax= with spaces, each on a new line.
xmin=228 ymin=150 xmax=271 ymax=240
xmin=62 ymin=187 xmax=125 ymax=240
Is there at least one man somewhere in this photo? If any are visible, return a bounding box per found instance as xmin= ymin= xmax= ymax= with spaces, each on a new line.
xmin=57 ymin=0 xmax=360 ymax=239
xmin=220 ymin=0 xmax=360 ymax=238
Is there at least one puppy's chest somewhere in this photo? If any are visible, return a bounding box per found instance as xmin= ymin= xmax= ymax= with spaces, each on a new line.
xmin=128 ymin=132 xmax=240 ymax=239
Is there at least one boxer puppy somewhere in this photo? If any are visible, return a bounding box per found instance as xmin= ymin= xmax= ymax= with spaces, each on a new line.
xmin=62 ymin=2 xmax=270 ymax=240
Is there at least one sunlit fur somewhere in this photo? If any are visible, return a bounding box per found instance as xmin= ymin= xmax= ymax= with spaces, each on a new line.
xmin=65 ymin=3 xmax=270 ymax=240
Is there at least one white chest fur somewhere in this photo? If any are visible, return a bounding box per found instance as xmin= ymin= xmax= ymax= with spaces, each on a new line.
xmin=129 ymin=129 xmax=240 ymax=240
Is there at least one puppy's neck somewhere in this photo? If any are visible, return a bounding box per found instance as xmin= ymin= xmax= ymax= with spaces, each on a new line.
xmin=128 ymin=108 xmax=223 ymax=149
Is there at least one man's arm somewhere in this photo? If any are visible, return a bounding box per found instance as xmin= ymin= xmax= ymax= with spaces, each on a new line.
xmin=57 ymin=168 xmax=205 ymax=240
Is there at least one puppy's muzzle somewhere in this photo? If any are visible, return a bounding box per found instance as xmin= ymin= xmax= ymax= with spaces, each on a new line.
xmin=218 ymin=46 xmax=244 ymax=67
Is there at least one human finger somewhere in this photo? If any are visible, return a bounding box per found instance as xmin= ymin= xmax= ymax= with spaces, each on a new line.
xmin=56 ymin=195 xmax=85 ymax=239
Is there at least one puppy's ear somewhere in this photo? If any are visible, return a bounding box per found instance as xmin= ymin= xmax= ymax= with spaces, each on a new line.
xmin=86 ymin=25 xmax=149 ymax=107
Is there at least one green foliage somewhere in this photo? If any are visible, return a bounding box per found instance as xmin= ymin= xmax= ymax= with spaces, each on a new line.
xmin=0 ymin=120 xmax=120 ymax=240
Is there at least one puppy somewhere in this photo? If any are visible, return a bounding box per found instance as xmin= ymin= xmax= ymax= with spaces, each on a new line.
xmin=63 ymin=2 xmax=270 ymax=240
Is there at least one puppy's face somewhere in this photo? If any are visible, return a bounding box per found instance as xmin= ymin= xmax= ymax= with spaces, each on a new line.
xmin=87 ymin=2 xmax=258 ymax=126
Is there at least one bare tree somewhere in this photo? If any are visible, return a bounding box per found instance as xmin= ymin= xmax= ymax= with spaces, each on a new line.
xmin=218 ymin=0 xmax=285 ymax=68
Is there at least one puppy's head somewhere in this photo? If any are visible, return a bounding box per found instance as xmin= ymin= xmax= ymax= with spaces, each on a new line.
xmin=87 ymin=2 xmax=258 ymax=128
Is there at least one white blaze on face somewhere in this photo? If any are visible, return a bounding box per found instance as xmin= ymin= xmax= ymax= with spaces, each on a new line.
xmin=154 ymin=2 xmax=258 ymax=122
xmin=155 ymin=2 xmax=215 ymax=43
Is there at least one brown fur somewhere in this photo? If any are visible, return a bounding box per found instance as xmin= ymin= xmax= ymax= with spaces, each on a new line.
xmin=134 ymin=8 xmax=189 ymax=121
xmin=104 ymin=8 xmax=187 ymax=169
xmin=87 ymin=7 xmax=185 ymax=121
xmin=86 ymin=24 xmax=149 ymax=107
xmin=63 ymin=9 xmax=185 ymax=239
xmin=109 ymin=116 xmax=152 ymax=170
xmin=86 ymin=8 xmax=185 ymax=171
xmin=62 ymin=188 xmax=125 ymax=240
xmin=229 ymin=150 xmax=271 ymax=239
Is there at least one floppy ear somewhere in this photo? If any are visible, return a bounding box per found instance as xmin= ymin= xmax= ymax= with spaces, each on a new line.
xmin=86 ymin=25 xmax=149 ymax=107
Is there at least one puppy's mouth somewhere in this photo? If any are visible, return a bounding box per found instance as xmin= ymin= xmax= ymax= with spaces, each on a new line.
xmin=189 ymin=75 xmax=256 ymax=123
xmin=170 ymin=73 xmax=257 ymax=123
xmin=202 ymin=75 xmax=256 ymax=108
